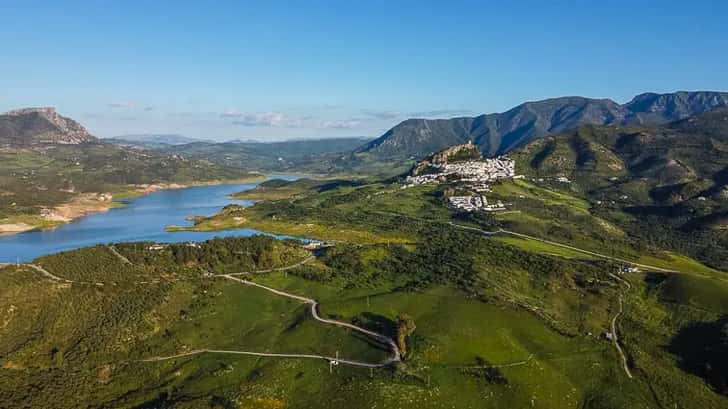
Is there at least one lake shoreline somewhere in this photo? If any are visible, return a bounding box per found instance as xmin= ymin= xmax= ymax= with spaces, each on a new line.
xmin=0 ymin=175 xmax=302 ymax=262
xmin=0 ymin=176 xmax=266 ymax=237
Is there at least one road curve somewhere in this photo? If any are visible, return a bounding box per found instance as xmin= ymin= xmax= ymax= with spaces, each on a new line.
xmin=138 ymin=273 xmax=401 ymax=369
xmin=223 ymin=275 xmax=400 ymax=365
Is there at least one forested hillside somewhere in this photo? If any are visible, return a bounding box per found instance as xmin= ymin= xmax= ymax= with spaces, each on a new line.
xmin=510 ymin=108 xmax=728 ymax=269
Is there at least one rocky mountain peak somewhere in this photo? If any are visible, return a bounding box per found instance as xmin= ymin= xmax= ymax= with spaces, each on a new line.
xmin=0 ymin=107 xmax=95 ymax=147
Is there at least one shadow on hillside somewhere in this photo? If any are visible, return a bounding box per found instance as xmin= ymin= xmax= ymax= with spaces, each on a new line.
xmin=667 ymin=317 xmax=728 ymax=396
xmin=316 ymin=180 xmax=367 ymax=192
xmin=352 ymin=312 xmax=398 ymax=340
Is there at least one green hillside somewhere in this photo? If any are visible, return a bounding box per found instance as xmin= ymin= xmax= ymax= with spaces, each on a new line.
xmin=2 ymin=227 xmax=727 ymax=408
xmin=509 ymin=109 xmax=728 ymax=270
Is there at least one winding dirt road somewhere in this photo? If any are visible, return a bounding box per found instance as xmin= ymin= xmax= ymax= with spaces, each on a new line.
xmin=608 ymin=273 xmax=634 ymax=378
xmin=144 ymin=274 xmax=401 ymax=368
xmin=15 ymin=255 xmax=401 ymax=369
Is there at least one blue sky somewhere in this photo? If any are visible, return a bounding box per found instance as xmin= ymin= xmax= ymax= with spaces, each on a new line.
xmin=1 ymin=0 xmax=727 ymax=141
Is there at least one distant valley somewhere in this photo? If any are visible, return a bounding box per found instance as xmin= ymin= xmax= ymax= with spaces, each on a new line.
xmin=105 ymin=134 xmax=203 ymax=147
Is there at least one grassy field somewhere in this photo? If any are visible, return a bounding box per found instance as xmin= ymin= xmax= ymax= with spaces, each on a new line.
xmin=638 ymin=252 xmax=726 ymax=278
xmin=170 ymin=181 xmax=446 ymax=244
xmin=494 ymin=178 xmax=592 ymax=213
xmin=212 ymin=271 xmax=643 ymax=409
xmin=494 ymin=236 xmax=598 ymax=259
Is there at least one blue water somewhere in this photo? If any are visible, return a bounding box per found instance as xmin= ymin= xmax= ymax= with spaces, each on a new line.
xmin=0 ymin=175 xmax=301 ymax=262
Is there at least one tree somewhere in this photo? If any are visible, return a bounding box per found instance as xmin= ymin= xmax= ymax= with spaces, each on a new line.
xmin=396 ymin=313 xmax=416 ymax=359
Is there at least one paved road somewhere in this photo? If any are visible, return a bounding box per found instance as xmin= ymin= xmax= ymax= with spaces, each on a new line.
xmin=226 ymin=276 xmax=400 ymax=359
xmin=143 ymin=274 xmax=400 ymax=368
xmin=449 ymin=223 xmax=677 ymax=273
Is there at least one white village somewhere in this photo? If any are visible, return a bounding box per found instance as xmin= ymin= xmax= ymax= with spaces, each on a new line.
xmin=403 ymin=142 xmax=517 ymax=212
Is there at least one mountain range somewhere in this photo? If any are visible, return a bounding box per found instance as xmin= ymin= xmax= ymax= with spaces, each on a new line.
xmin=358 ymin=91 xmax=728 ymax=159
xmin=106 ymin=134 xmax=201 ymax=146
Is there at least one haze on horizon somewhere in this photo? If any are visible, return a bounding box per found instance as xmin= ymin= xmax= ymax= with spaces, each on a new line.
xmin=2 ymin=0 xmax=727 ymax=142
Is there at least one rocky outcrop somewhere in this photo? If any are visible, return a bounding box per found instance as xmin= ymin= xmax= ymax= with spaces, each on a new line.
xmin=430 ymin=141 xmax=482 ymax=164
xmin=0 ymin=107 xmax=96 ymax=147
xmin=411 ymin=142 xmax=485 ymax=176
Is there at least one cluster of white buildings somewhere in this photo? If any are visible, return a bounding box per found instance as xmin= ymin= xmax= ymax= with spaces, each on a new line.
xmin=405 ymin=156 xmax=516 ymax=187
xmin=448 ymin=195 xmax=506 ymax=212
xmin=404 ymin=156 xmax=516 ymax=213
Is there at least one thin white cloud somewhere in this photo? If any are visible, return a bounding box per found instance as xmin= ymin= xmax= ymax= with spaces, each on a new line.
xmin=361 ymin=109 xmax=400 ymax=120
xmin=361 ymin=108 xmax=473 ymax=120
xmin=408 ymin=109 xmax=472 ymax=117
xmin=108 ymin=101 xmax=136 ymax=108
xmin=225 ymin=111 xmax=300 ymax=127
xmin=320 ymin=119 xmax=363 ymax=130
xmin=220 ymin=109 xmax=244 ymax=118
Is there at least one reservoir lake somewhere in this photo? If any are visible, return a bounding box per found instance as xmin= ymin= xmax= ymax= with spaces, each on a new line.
xmin=0 ymin=176 xmax=301 ymax=262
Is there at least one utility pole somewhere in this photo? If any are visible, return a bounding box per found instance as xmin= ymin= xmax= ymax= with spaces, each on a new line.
xmin=330 ymin=351 xmax=339 ymax=374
